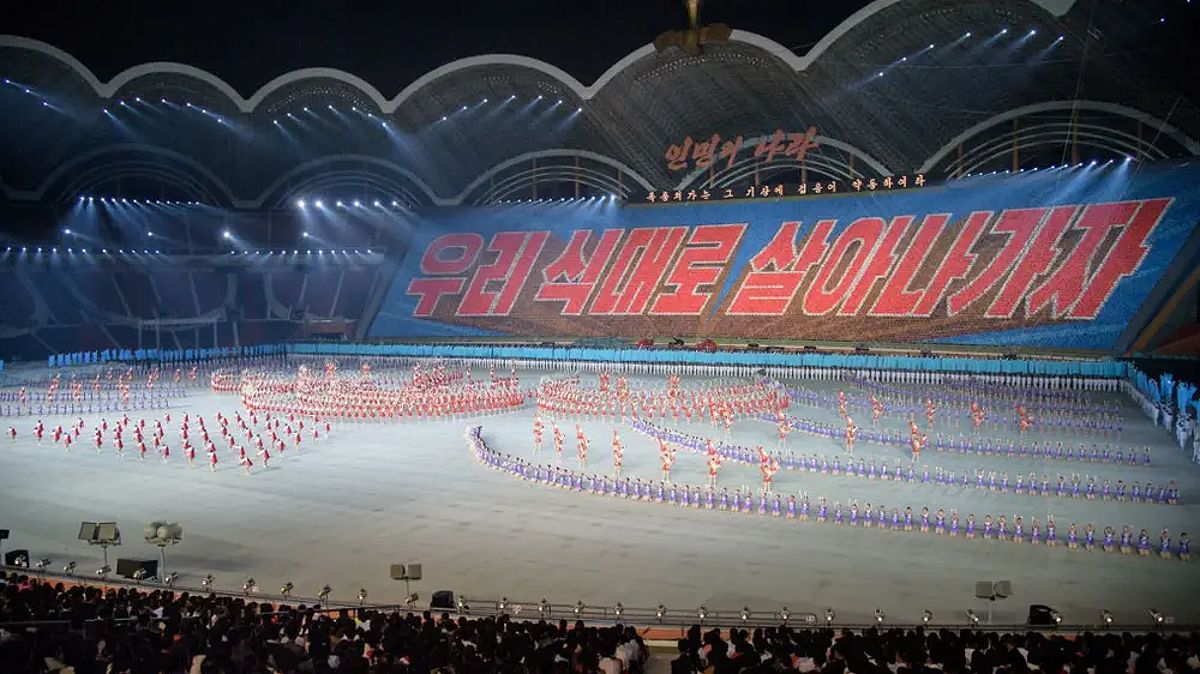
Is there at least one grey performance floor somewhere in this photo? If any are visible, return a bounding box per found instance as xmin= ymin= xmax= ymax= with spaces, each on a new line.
xmin=0 ymin=364 xmax=1196 ymax=627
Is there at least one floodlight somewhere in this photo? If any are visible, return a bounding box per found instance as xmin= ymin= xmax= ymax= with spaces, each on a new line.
xmin=874 ymin=608 xmax=885 ymax=624
xmin=922 ymin=609 xmax=934 ymax=624
xmin=825 ymin=608 xmax=835 ymax=624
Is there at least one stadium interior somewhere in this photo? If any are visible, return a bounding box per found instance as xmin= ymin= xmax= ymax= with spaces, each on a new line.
xmin=2 ymin=0 xmax=1200 ymax=672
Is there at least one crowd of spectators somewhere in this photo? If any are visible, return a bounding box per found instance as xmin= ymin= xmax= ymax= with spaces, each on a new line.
xmin=0 ymin=573 xmax=646 ymax=673
xmin=3 ymin=573 xmax=1199 ymax=674
xmin=669 ymin=623 xmax=1200 ymax=674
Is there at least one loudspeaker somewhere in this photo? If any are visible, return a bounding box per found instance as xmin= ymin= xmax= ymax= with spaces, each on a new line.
xmin=1027 ymin=604 xmax=1056 ymax=626
xmin=405 ymin=563 xmax=422 ymax=580
xmin=4 ymin=549 xmax=29 ymax=566
xmin=0 ymin=528 xmax=9 ymax=540
xmin=115 ymin=558 xmax=157 ymax=580
xmin=430 ymin=590 xmax=454 ymax=609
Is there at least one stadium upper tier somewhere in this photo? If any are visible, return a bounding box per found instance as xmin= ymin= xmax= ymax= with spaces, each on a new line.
xmin=1 ymin=0 xmax=1198 ymax=210
xmin=0 ymin=260 xmax=383 ymax=359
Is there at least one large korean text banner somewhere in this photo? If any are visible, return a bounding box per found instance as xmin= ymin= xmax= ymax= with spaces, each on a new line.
xmin=370 ymin=163 xmax=1200 ymax=350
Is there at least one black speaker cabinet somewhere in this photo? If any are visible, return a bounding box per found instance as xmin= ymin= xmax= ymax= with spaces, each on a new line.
xmin=4 ymin=549 xmax=30 ymax=566
xmin=430 ymin=590 xmax=454 ymax=609
xmin=1027 ymin=604 xmax=1056 ymax=626
xmin=115 ymin=558 xmax=158 ymax=580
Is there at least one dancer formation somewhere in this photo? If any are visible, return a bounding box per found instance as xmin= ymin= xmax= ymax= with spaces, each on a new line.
xmin=12 ymin=407 xmax=328 ymax=475
xmin=518 ymin=372 xmax=1191 ymax=564
xmin=3 ymin=355 xmax=1191 ymax=563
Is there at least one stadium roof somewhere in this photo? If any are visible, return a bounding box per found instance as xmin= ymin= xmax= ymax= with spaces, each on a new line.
xmin=1 ymin=0 xmax=1198 ymax=207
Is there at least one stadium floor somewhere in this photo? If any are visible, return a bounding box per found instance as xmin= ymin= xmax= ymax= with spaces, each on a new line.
xmin=1 ymin=365 xmax=1198 ymax=626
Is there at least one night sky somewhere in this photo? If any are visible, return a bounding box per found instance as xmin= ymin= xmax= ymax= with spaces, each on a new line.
xmin=3 ymin=0 xmax=868 ymax=95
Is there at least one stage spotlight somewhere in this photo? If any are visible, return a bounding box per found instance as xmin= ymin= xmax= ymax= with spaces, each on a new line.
xmin=147 ymin=231 xmax=154 ymax=238
xmin=780 ymin=606 xmax=790 ymax=622
xmin=63 ymin=228 xmax=71 ymax=235
xmin=302 ymin=232 xmax=309 ymax=238
xmin=391 ymin=200 xmax=399 ymax=207
xmin=164 ymin=572 xmax=179 ymax=588
xmin=203 ymin=574 xmax=215 ymax=589
xmin=357 ymin=587 xmax=368 ymax=605
xmin=922 ymin=609 xmax=934 ymax=624
xmin=222 ymin=230 xmax=232 ymax=239
xmin=63 ymin=561 xmax=76 ymax=574
xmin=34 ymin=558 xmax=49 ymax=571
xmin=698 ymin=606 xmax=708 ymax=621
xmin=964 ymin=31 xmax=971 ymax=37
xmin=498 ymin=596 xmax=508 ymax=612
xmin=1148 ymin=609 xmax=1164 ymax=625
xmin=538 ymin=598 xmax=549 ymax=617
xmin=296 ymin=199 xmax=306 ymax=208
xmin=1050 ymin=610 xmax=1062 ymax=626
xmin=318 ymin=585 xmax=332 ymax=604
xmin=96 ymin=565 xmax=110 ymax=577
xmin=574 ymin=601 xmax=584 ymax=617
xmin=874 ymin=608 xmax=885 ymax=624
xmin=441 ymin=115 xmax=447 ymax=121
xmin=1028 ymin=29 xmax=1037 ymax=36
xmin=1101 ymin=609 xmax=1113 ymax=625
xmin=280 ymin=581 xmax=293 ymax=598
xmin=741 ymin=606 xmax=751 ymax=622
xmin=336 ymin=200 xmax=344 ymax=207
xmin=314 ymin=199 xmax=324 ymax=208
xmin=966 ymin=609 xmax=980 ymax=625
xmin=353 ymin=200 xmax=361 ymax=207
xmin=614 ymin=602 xmax=623 ymax=618
xmin=373 ymin=199 xmax=381 ymax=207
xmin=826 ymin=608 xmax=835 ymax=624
xmin=243 ymin=578 xmax=256 ymax=595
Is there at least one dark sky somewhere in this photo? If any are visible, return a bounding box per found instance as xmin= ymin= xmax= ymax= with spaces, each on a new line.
xmin=4 ymin=0 xmax=868 ymax=95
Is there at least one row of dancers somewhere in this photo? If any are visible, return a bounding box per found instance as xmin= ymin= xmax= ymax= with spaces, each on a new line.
xmin=467 ymin=426 xmax=1190 ymax=561
xmin=628 ymin=420 xmax=1180 ymax=505
xmin=11 ymin=408 xmax=332 ymax=474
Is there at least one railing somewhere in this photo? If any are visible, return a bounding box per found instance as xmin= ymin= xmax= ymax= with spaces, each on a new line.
xmin=2 ymin=565 xmax=1193 ymax=634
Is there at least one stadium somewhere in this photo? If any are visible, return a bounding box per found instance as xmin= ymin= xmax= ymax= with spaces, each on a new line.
xmin=2 ymin=0 xmax=1200 ymax=671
